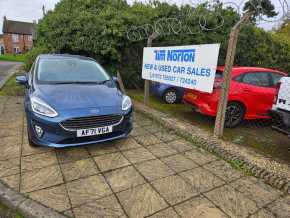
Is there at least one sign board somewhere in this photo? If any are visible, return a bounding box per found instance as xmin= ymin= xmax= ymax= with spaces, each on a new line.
xmin=142 ymin=44 xmax=220 ymax=93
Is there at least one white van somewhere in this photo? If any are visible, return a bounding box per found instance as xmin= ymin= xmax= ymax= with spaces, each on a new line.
xmin=271 ymin=77 xmax=290 ymax=137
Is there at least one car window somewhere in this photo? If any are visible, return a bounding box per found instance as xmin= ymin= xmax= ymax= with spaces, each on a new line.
xmin=270 ymin=73 xmax=283 ymax=86
xmin=241 ymin=72 xmax=271 ymax=87
xmin=234 ymin=74 xmax=243 ymax=82
xmin=37 ymin=58 xmax=110 ymax=83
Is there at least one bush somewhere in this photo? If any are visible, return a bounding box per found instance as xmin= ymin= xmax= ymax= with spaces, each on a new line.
xmin=26 ymin=0 xmax=290 ymax=87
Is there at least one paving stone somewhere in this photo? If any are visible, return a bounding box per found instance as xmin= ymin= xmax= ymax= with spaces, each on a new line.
xmin=0 ymin=136 xmax=21 ymax=160
xmin=104 ymin=165 xmax=145 ymax=193
xmin=73 ymin=195 xmax=125 ymax=218
xmin=167 ymin=140 xmax=193 ymax=152
xmin=116 ymin=137 xmax=141 ymax=151
xmin=153 ymin=131 xmax=180 ymax=143
xmin=60 ymin=158 xmax=99 ymax=182
xmin=0 ymin=158 xmax=20 ymax=177
xmin=28 ymin=184 xmax=70 ymax=212
xmin=161 ymin=154 xmax=199 ymax=173
xmin=63 ymin=209 xmax=74 ymax=218
xmin=267 ymin=196 xmax=290 ymax=218
xmin=0 ymin=122 xmax=22 ymax=138
xmin=135 ymin=118 xmax=153 ymax=127
xmin=174 ymin=196 xmax=228 ymax=218
xmin=122 ymin=147 xmax=156 ymax=164
xmin=0 ymin=113 xmax=23 ymax=124
xmin=21 ymin=151 xmax=58 ymax=172
xmin=87 ymin=142 xmax=119 ymax=156
xmin=117 ymin=183 xmax=168 ymax=218
xmin=21 ymin=165 xmax=63 ymax=193
xmin=203 ymin=160 xmax=244 ymax=182
xmin=249 ymin=209 xmax=276 ymax=218
xmin=151 ymin=175 xmax=198 ymax=205
xmin=148 ymin=207 xmax=179 ymax=218
xmin=230 ymin=177 xmax=281 ymax=208
xmin=179 ymin=167 xmax=225 ymax=193
xmin=204 ymin=185 xmax=258 ymax=218
xmin=145 ymin=124 xmax=163 ymax=134
xmin=56 ymin=147 xmax=90 ymax=164
xmin=134 ymin=134 xmax=161 ymax=146
xmin=94 ymin=152 xmax=130 ymax=172
xmin=66 ymin=175 xmax=112 ymax=206
xmin=130 ymin=127 xmax=150 ymax=137
xmin=0 ymin=174 xmax=20 ymax=191
xmin=135 ymin=159 xmax=174 ymax=181
xmin=184 ymin=149 xmax=217 ymax=165
xmin=147 ymin=143 xmax=178 ymax=158
xmin=22 ymin=137 xmax=52 ymax=156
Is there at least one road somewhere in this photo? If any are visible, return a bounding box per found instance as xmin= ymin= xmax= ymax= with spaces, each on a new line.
xmin=0 ymin=61 xmax=22 ymax=87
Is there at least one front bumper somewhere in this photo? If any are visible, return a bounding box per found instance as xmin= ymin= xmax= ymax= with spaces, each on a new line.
xmin=26 ymin=109 xmax=133 ymax=148
xmin=270 ymin=109 xmax=290 ymax=137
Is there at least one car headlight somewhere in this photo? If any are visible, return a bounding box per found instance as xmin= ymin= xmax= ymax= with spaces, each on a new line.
xmin=122 ymin=95 xmax=132 ymax=111
xmin=31 ymin=97 xmax=58 ymax=118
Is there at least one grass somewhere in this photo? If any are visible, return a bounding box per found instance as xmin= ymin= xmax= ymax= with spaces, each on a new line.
xmin=0 ymin=54 xmax=26 ymax=62
xmin=128 ymin=89 xmax=290 ymax=164
xmin=0 ymin=202 xmax=23 ymax=218
xmin=0 ymin=75 xmax=24 ymax=96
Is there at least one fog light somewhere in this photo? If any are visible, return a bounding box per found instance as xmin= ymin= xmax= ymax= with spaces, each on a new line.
xmin=34 ymin=125 xmax=44 ymax=138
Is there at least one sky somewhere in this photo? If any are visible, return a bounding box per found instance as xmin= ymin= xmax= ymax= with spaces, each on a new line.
xmin=0 ymin=0 xmax=288 ymax=34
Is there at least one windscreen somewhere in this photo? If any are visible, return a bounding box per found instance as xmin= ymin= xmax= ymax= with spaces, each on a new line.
xmin=37 ymin=58 xmax=110 ymax=83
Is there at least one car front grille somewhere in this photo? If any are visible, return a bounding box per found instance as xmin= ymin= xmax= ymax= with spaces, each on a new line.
xmin=60 ymin=114 xmax=123 ymax=130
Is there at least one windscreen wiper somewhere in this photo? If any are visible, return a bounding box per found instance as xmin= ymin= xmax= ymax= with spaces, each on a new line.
xmin=97 ymin=79 xmax=111 ymax=84
xmin=53 ymin=81 xmax=102 ymax=84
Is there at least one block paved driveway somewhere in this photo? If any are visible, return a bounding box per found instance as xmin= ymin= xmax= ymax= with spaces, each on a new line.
xmin=0 ymin=96 xmax=289 ymax=218
xmin=0 ymin=61 xmax=22 ymax=84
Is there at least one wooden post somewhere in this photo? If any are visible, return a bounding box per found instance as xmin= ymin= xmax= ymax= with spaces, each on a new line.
xmin=117 ymin=71 xmax=126 ymax=94
xmin=214 ymin=12 xmax=253 ymax=138
xmin=144 ymin=32 xmax=159 ymax=105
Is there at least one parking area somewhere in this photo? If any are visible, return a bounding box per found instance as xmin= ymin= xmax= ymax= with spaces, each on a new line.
xmin=129 ymin=90 xmax=290 ymax=164
xmin=0 ymin=96 xmax=289 ymax=218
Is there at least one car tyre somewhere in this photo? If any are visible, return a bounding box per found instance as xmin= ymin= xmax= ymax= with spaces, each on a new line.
xmin=27 ymin=126 xmax=39 ymax=147
xmin=225 ymin=102 xmax=245 ymax=128
xmin=163 ymin=89 xmax=180 ymax=104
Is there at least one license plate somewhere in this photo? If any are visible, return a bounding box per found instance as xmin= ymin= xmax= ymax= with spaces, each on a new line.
xmin=77 ymin=126 xmax=113 ymax=137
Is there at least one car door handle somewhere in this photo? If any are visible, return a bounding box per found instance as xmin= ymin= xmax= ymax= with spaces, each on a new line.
xmin=243 ymin=88 xmax=251 ymax=92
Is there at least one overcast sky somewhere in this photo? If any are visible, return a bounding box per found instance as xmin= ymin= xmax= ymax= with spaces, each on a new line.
xmin=0 ymin=0 xmax=288 ymax=34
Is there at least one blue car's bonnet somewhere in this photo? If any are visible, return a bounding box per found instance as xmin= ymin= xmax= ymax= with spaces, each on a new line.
xmin=35 ymin=83 xmax=123 ymax=111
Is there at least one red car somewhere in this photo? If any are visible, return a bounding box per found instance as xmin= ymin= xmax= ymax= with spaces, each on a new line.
xmin=183 ymin=66 xmax=288 ymax=127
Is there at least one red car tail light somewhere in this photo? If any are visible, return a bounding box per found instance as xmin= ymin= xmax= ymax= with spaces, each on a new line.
xmin=273 ymin=82 xmax=281 ymax=104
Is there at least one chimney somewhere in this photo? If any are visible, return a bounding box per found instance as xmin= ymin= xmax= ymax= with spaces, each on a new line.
xmin=32 ymin=20 xmax=37 ymax=40
xmin=42 ymin=5 xmax=46 ymax=16
xmin=3 ymin=16 xmax=7 ymax=33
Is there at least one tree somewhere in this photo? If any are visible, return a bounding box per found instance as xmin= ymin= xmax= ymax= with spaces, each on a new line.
xmin=243 ymin=0 xmax=278 ymax=18
xmin=26 ymin=0 xmax=290 ymax=88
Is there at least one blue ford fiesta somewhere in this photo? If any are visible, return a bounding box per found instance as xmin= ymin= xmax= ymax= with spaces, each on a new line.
xmin=16 ymin=54 xmax=133 ymax=148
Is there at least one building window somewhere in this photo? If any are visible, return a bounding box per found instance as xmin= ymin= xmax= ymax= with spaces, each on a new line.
xmin=28 ymin=35 xmax=33 ymax=42
xmin=12 ymin=34 xmax=19 ymax=43
xmin=13 ymin=47 xmax=20 ymax=54
xmin=0 ymin=46 xmax=4 ymax=55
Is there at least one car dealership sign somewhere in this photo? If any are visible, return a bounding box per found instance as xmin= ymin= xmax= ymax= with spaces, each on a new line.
xmin=142 ymin=44 xmax=220 ymax=93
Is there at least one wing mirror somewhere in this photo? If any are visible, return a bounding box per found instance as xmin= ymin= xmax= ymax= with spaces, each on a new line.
xmin=16 ymin=74 xmax=29 ymax=87
xmin=112 ymin=76 xmax=118 ymax=83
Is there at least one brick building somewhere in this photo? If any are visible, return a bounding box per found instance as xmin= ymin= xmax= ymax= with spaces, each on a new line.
xmin=2 ymin=16 xmax=34 ymax=54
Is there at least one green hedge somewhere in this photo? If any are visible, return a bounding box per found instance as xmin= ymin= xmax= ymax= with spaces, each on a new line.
xmin=25 ymin=0 xmax=290 ymax=87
